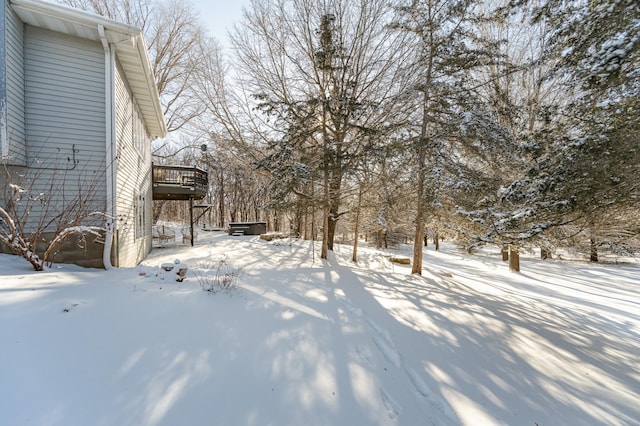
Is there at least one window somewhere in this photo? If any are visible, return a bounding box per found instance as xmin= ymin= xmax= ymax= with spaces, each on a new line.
xmin=132 ymin=102 xmax=149 ymax=160
xmin=134 ymin=191 xmax=146 ymax=239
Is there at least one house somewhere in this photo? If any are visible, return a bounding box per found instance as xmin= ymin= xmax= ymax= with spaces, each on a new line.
xmin=0 ymin=0 xmax=167 ymax=267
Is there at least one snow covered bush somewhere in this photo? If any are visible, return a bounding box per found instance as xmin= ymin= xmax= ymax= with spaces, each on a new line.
xmin=193 ymin=258 xmax=243 ymax=294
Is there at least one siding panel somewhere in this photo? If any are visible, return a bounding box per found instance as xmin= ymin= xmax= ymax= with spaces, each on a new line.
xmin=114 ymin=58 xmax=152 ymax=267
xmin=5 ymin=6 xmax=26 ymax=164
xmin=24 ymin=25 xmax=107 ymax=231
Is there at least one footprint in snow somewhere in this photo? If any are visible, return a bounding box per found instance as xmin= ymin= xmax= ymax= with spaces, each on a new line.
xmin=406 ymin=367 xmax=458 ymax=423
xmin=367 ymin=319 xmax=401 ymax=368
xmin=373 ymin=336 xmax=401 ymax=368
xmin=62 ymin=302 xmax=84 ymax=313
xmin=339 ymin=297 xmax=363 ymax=317
xmin=355 ymin=345 xmax=374 ymax=368
xmin=406 ymin=367 xmax=432 ymax=398
xmin=367 ymin=319 xmax=393 ymax=343
xmin=380 ymin=389 xmax=401 ymax=420
xmin=348 ymin=305 xmax=363 ymax=317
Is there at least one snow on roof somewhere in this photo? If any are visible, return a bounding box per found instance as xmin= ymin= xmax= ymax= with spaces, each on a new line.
xmin=10 ymin=0 xmax=167 ymax=138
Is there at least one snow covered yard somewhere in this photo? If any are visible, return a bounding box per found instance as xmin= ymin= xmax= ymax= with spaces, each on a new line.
xmin=1 ymin=231 xmax=638 ymax=426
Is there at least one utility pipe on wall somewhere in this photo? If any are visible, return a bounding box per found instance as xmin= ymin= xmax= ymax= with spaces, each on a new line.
xmin=99 ymin=24 xmax=116 ymax=269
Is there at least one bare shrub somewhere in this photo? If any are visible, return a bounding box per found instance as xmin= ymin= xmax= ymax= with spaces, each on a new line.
xmin=192 ymin=257 xmax=243 ymax=294
xmin=0 ymin=162 xmax=105 ymax=271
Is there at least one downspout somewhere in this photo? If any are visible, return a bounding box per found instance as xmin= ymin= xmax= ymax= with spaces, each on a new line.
xmin=99 ymin=24 xmax=115 ymax=269
xmin=1 ymin=0 xmax=7 ymax=158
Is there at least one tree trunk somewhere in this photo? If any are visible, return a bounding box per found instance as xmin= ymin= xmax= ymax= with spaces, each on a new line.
xmin=302 ymin=206 xmax=309 ymax=240
xmin=434 ymin=232 xmax=439 ymax=251
xmin=320 ymin=169 xmax=329 ymax=259
xmin=501 ymin=245 xmax=509 ymax=261
xmin=509 ymin=246 xmax=520 ymax=272
xmin=412 ymin=141 xmax=426 ymax=275
xmin=321 ymin=86 xmax=330 ymax=259
xmin=310 ymin=180 xmax=316 ymax=241
xmin=590 ymin=238 xmax=598 ymax=262
xmin=541 ymin=247 xmax=552 ymax=260
xmin=152 ymin=200 xmax=166 ymax=224
xmin=321 ymin=206 xmax=329 ymax=259
xmin=327 ymin=209 xmax=337 ymax=251
xmin=312 ymin=208 xmax=316 ymax=241
xmin=352 ymin=185 xmax=363 ymax=263
xmin=412 ymin=221 xmax=424 ymax=275
xmin=352 ymin=222 xmax=359 ymax=263
xmin=326 ymin=174 xmax=341 ymax=251
xmin=218 ymin=174 xmax=225 ymax=228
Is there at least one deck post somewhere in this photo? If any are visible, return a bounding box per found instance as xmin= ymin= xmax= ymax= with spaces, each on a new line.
xmin=189 ymin=195 xmax=194 ymax=246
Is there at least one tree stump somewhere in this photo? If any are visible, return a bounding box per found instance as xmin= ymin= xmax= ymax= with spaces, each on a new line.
xmin=509 ymin=246 xmax=520 ymax=272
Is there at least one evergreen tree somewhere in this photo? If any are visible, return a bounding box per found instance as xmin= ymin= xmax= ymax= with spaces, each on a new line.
xmin=487 ymin=0 xmax=640 ymax=260
xmin=390 ymin=0 xmax=506 ymax=274
xmin=232 ymin=0 xmax=409 ymax=259
xmin=459 ymin=0 xmax=640 ymax=264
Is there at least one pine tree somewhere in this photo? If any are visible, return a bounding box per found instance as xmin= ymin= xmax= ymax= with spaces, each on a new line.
xmin=458 ymin=0 xmax=640 ymax=263
xmin=390 ymin=0 xmax=506 ymax=274
xmin=492 ymin=0 xmax=640 ymax=260
xmin=233 ymin=0 xmax=409 ymax=259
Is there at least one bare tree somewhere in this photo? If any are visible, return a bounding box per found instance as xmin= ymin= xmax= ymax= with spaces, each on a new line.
xmin=58 ymin=0 xmax=154 ymax=26
xmin=227 ymin=0 xmax=410 ymax=259
xmin=55 ymin=0 xmax=209 ymax=133
xmin=0 ymin=164 xmax=106 ymax=271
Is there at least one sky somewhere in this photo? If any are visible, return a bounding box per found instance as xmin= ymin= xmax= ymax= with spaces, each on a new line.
xmin=189 ymin=0 xmax=252 ymax=45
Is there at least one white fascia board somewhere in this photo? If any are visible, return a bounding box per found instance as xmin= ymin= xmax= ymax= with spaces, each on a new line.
xmin=10 ymin=0 xmax=167 ymax=138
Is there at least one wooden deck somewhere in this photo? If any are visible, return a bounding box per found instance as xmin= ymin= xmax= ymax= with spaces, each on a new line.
xmin=152 ymin=164 xmax=208 ymax=200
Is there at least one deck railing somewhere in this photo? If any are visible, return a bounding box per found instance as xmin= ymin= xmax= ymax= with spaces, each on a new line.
xmin=152 ymin=164 xmax=208 ymax=200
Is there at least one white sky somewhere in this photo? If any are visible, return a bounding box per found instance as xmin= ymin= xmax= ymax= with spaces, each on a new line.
xmin=189 ymin=0 xmax=251 ymax=45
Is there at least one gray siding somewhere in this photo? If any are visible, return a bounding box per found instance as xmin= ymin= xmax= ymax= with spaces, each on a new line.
xmin=0 ymin=0 xmax=5 ymax=158
xmin=114 ymin=58 xmax=152 ymax=267
xmin=3 ymin=3 xmax=25 ymax=164
xmin=23 ymin=25 xmax=107 ymax=230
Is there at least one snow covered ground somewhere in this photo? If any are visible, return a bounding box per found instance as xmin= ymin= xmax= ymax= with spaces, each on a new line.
xmin=1 ymin=229 xmax=638 ymax=426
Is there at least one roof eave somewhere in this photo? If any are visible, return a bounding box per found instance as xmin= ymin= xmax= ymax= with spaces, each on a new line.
xmin=10 ymin=0 xmax=167 ymax=139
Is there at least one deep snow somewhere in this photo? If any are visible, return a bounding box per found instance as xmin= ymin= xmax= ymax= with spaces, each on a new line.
xmin=1 ymin=229 xmax=638 ymax=425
